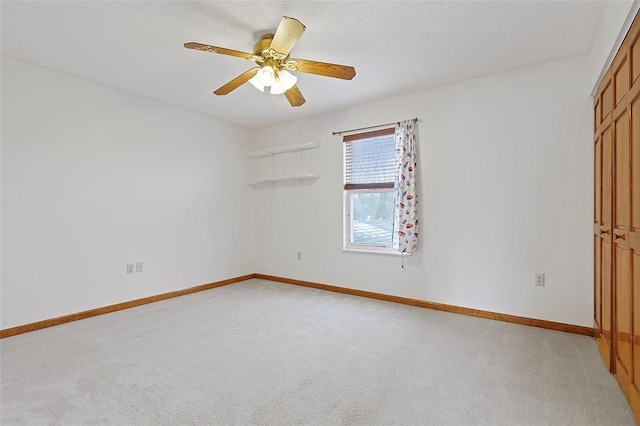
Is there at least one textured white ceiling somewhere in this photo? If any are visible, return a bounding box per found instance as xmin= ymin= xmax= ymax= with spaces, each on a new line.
xmin=2 ymin=1 xmax=605 ymax=128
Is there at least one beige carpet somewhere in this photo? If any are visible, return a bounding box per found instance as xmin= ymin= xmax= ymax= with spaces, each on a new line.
xmin=1 ymin=279 xmax=636 ymax=425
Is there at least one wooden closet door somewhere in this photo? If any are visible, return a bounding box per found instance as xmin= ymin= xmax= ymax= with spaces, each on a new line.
xmin=595 ymin=63 xmax=615 ymax=369
xmin=613 ymin=102 xmax=631 ymax=390
xmin=595 ymin=11 xmax=640 ymax=421
xmin=629 ymin=68 xmax=640 ymax=416
xmin=596 ymin=118 xmax=614 ymax=370
xmin=595 ymin=133 xmax=603 ymax=339
xmin=614 ymin=48 xmax=632 ymax=388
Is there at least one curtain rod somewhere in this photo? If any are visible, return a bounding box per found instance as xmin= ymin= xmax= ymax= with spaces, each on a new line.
xmin=332 ymin=118 xmax=418 ymax=136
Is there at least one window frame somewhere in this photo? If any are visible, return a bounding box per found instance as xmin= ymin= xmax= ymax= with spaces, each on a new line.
xmin=343 ymin=188 xmax=400 ymax=255
xmin=342 ymin=127 xmax=401 ymax=256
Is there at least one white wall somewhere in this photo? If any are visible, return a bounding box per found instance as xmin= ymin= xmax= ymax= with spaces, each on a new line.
xmin=1 ymin=57 xmax=255 ymax=328
xmin=251 ymin=53 xmax=594 ymax=327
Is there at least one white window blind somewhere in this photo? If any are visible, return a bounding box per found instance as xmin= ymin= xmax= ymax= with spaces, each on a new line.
xmin=343 ymin=128 xmax=396 ymax=190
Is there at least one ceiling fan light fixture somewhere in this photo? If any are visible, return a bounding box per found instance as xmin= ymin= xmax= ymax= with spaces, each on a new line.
xmin=256 ymin=66 xmax=276 ymax=87
xmin=270 ymin=70 xmax=297 ymax=95
xmin=184 ymin=15 xmax=355 ymax=107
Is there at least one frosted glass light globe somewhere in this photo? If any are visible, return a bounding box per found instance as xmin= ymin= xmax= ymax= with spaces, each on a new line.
xmin=270 ymin=70 xmax=297 ymax=95
xmin=248 ymin=75 xmax=265 ymax=92
xmin=256 ymin=66 xmax=276 ymax=87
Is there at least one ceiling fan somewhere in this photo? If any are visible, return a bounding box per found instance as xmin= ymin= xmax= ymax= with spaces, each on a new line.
xmin=184 ymin=16 xmax=356 ymax=107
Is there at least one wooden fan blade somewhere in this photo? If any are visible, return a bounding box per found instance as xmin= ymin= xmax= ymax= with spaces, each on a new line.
xmin=184 ymin=42 xmax=262 ymax=62
xmin=285 ymin=58 xmax=356 ymax=80
xmin=214 ymin=67 xmax=260 ymax=95
xmin=284 ymin=85 xmax=306 ymax=107
xmin=269 ymin=16 xmax=306 ymax=56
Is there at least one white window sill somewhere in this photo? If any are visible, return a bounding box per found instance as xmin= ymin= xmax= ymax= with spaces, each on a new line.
xmin=343 ymin=247 xmax=411 ymax=257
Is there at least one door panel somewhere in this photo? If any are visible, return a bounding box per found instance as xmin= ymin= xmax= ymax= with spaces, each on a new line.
xmin=595 ymin=233 xmax=602 ymax=332
xmin=603 ymin=81 xmax=614 ymax=119
xmin=616 ymin=55 xmax=630 ymax=107
xmin=615 ymin=111 xmax=630 ymax=229
xmin=616 ymin=244 xmax=631 ymax=378
xmin=603 ymin=125 xmax=613 ymax=227
xmin=633 ymin=252 xmax=640 ymax=389
xmin=602 ymin=239 xmax=613 ymax=363
xmin=633 ymin=97 xmax=640 ymax=231
xmin=632 ymin=32 xmax=640 ymax=84
xmin=596 ymin=138 xmax=602 ymax=223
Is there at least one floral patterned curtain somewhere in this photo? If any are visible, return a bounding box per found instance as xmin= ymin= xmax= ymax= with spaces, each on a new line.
xmin=392 ymin=119 xmax=418 ymax=254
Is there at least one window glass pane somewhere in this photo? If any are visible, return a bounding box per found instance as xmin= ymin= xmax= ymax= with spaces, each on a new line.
xmin=351 ymin=191 xmax=394 ymax=245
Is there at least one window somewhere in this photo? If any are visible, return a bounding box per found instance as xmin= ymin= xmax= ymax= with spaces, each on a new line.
xmin=343 ymin=128 xmax=398 ymax=254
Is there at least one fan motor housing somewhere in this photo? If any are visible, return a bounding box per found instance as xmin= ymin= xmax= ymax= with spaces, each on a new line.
xmin=253 ymin=34 xmax=275 ymax=56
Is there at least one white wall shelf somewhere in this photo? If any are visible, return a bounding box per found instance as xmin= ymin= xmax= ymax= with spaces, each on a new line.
xmin=247 ymin=174 xmax=319 ymax=186
xmin=247 ymin=142 xmax=319 ymax=187
xmin=247 ymin=142 xmax=318 ymax=158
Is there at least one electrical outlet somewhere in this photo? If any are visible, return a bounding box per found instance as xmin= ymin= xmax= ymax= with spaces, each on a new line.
xmin=536 ymin=273 xmax=545 ymax=287
xmin=127 ymin=264 xmax=135 ymax=275
xmin=136 ymin=262 xmax=143 ymax=273
xmin=297 ymin=251 xmax=302 ymax=261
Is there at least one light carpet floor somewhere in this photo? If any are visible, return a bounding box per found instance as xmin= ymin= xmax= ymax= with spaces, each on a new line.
xmin=1 ymin=279 xmax=636 ymax=425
